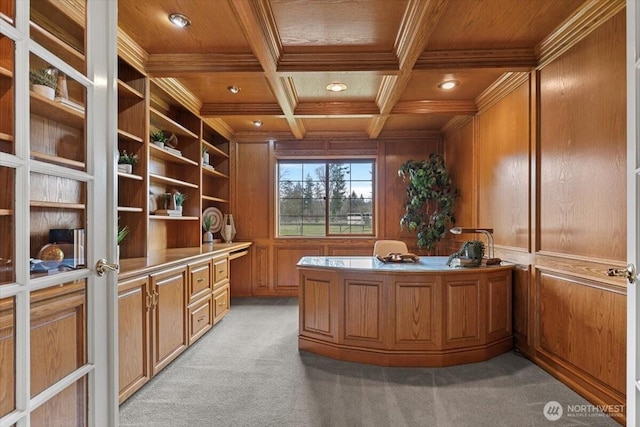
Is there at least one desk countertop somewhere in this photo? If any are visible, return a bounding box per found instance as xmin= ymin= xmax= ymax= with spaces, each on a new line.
xmin=297 ymin=256 xmax=512 ymax=273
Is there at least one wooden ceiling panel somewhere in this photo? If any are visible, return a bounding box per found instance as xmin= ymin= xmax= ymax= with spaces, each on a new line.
xmin=293 ymin=72 xmax=383 ymax=102
xmin=303 ymin=117 xmax=373 ymax=133
xmin=383 ymin=114 xmax=454 ymax=131
xmin=428 ymin=0 xmax=586 ymax=50
xmin=222 ymin=116 xmax=291 ymax=133
xmin=178 ymin=72 xmax=277 ymax=104
xmin=118 ymin=0 xmax=253 ymax=54
xmin=271 ymin=0 xmax=408 ymax=49
xmin=402 ymin=69 xmax=507 ymax=102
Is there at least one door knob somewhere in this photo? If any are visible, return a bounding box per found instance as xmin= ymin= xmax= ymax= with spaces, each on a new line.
xmin=607 ymin=263 xmax=636 ymax=284
xmin=95 ymin=258 xmax=119 ymax=276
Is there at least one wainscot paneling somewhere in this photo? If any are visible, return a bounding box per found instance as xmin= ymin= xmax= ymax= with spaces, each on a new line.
xmin=535 ymin=269 xmax=626 ymax=405
xmin=274 ymin=245 xmax=323 ymax=291
xmin=251 ymin=244 xmax=270 ymax=295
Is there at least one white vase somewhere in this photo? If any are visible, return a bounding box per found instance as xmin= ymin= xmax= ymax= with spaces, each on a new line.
xmin=220 ymin=214 xmax=236 ymax=243
xmin=31 ymin=84 xmax=55 ymax=100
xmin=203 ymin=152 xmax=210 ymax=165
xmin=118 ymin=164 xmax=132 ymax=174
xmin=203 ymin=230 xmax=213 ymax=243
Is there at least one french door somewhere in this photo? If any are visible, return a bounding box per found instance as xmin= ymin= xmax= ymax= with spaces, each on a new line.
xmin=0 ymin=1 xmax=118 ymax=426
xmin=628 ymin=1 xmax=640 ymax=425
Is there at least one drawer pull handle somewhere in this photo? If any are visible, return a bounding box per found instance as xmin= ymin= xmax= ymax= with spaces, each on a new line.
xmin=198 ymin=315 xmax=206 ymax=322
xmin=218 ymin=270 xmax=224 ymax=274
xmin=218 ymin=302 xmax=225 ymax=306
xmin=197 ymin=278 xmax=205 ymax=282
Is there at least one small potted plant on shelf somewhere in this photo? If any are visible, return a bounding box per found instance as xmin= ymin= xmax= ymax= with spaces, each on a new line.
xmin=202 ymin=214 xmax=214 ymax=243
xmin=117 ymin=220 xmax=129 ymax=262
xmin=29 ymin=67 xmax=57 ymax=100
xmin=202 ymin=146 xmax=209 ymax=165
xmin=117 ymin=150 xmax=138 ymax=174
xmin=150 ymin=130 xmax=168 ymax=148
xmin=174 ymin=191 xmax=187 ymax=215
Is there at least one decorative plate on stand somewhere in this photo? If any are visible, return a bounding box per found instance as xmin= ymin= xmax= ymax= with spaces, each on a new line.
xmin=203 ymin=207 xmax=223 ymax=233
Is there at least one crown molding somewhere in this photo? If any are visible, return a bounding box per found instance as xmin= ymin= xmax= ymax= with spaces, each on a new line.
xmin=416 ymin=48 xmax=537 ymax=70
xmin=536 ymin=0 xmax=625 ymax=69
xmin=475 ymin=72 xmax=529 ymax=114
xmin=201 ymin=103 xmax=283 ymax=116
xmin=146 ymin=53 xmax=262 ymax=76
xmin=117 ymin=30 xmax=148 ymax=74
xmin=441 ymin=115 xmax=473 ymax=135
xmin=151 ymin=77 xmax=202 ymax=117
xmin=203 ymin=118 xmax=234 ymax=141
xmin=392 ymin=100 xmax=477 ymax=115
xmin=277 ymin=51 xmax=399 ymax=73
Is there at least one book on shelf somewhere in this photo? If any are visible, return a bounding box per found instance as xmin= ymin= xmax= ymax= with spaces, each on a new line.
xmin=154 ymin=209 xmax=182 ymax=217
xmin=164 ymin=146 xmax=182 ymax=156
xmin=203 ymin=164 xmax=215 ymax=170
xmin=48 ymin=228 xmax=86 ymax=268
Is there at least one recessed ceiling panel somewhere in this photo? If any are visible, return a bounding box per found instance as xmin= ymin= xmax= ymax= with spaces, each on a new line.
xmin=293 ymin=72 xmax=383 ymax=102
xmin=271 ymin=0 xmax=408 ymax=49
xmin=303 ymin=117 xmax=372 ymax=133
xmin=402 ymin=69 xmax=507 ymax=102
xmin=178 ymin=73 xmax=277 ymax=104
xmin=118 ymin=0 xmax=253 ymax=54
xmin=222 ymin=116 xmax=291 ymax=133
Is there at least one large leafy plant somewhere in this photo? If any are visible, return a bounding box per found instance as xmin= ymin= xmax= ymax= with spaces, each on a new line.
xmin=398 ymin=154 xmax=459 ymax=250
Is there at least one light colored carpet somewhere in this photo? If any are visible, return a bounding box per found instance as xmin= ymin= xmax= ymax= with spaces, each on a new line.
xmin=119 ymin=297 xmax=619 ymax=427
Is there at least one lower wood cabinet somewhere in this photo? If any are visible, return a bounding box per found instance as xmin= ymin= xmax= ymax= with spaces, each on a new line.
xmin=150 ymin=266 xmax=188 ymax=374
xmin=118 ymin=247 xmax=243 ymax=403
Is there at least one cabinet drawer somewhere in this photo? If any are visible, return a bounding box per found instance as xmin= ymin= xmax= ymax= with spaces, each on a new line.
xmin=189 ymin=296 xmax=212 ymax=344
xmin=213 ymin=257 xmax=228 ymax=285
xmin=213 ymin=285 xmax=230 ymax=324
xmin=188 ymin=260 xmax=212 ymax=302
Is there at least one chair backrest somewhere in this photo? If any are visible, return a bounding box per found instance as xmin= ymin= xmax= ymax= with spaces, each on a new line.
xmin=373 ymin=240 xmax=408 ymax=256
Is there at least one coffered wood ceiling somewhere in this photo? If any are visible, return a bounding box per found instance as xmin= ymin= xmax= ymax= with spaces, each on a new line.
xmin=117 ymin=0 xmax=598 ymax=141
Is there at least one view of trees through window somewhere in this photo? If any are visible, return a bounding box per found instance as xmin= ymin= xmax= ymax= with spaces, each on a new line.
xmin=278 ymin=160 xmax=374 ymax=236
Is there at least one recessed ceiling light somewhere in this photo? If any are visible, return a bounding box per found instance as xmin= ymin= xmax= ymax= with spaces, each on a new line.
xmin=326 ymin=82 xmax=347 ymax=92
xmin=253 ymin=120 xmax=263 ymax=127
xmin=438 ymin=80 xmax=459 ymax=90
xmin=168 ymin=13 xmax=191 ymax=28
xmin=227 ymin=86 xmax=241 ymax=94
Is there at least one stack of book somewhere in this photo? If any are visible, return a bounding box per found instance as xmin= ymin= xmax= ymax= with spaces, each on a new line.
xmin=164 ymin=146 xmax=182 ymax=156
xmin=154 ymin=209 xmax=182 ymax=217
xmin=55 ymin=97 xmax=84 ymax=113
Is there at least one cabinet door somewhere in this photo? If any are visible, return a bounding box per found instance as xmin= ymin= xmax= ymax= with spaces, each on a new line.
xmin=117 ymin=275 xmax=151 ymax=403
xmin=151 ymin=266 xmax=188 ymax=373
xmin=213 ymin=284 xmax=230 ymax=324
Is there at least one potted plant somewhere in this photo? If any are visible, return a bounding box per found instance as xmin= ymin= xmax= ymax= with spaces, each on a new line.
xmin=202 ymin=146 xmax=210 ymax=165
xmin=117 ymin=221 xmax=129 ymax=262
xmin=447 ymin=240 xmax=485 ymax=267
xmin=174 ymin=191 xmax=187 ymax=214
xmin=398 ymin=153 xmax=459 ymax=251
xmin=29 ymin=67 xmax=57 ymax=100
xmin=202 ymin=214 xmax=213 ymax=243
xmin=150 ymin=130 xmax=168 ymax=148
xmin=117 ymin=150 xmax=138 ymax=174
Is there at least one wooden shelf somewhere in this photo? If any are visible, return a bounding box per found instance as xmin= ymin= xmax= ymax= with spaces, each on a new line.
xmin=202 ymin=140 xmax=229 ymax=158
xmin=202 ymin=167 xmax=229 ymax=179
xmin=202 ymin=195 xmax=229 ymax=203
xmin=118 ymin=206 xmax=144 ymax=213
xmin=30 ymin=151 xmax=86 ymax=170
xmin=0 ymin=66 xmax=12 ymax=79
xmin=29 ymin=22 xmax=84 ymax=73
xmin=149 ymin=144 xmax=198 ymax=166
xmin=0 ymin=209 xmax=13 ymax=216
xmin=149 ymin=215 xmax=199 ymax=221
xmin=118 ymin=172 xmax=144 ymax=181
xmin=150 ymin=107 xmax=198 ymax=139
xmin=118 ymin=79 xmax=144 ymax=100
xmin=0 ymin=12 xmax=13 ymax=25
xmin=118 ymin=129 xmax=144 ymax=144
xmin=30 ymin=201 xmax=85 ymax=210
xmin=31 ymin=91 xmax=84 ymax=129
xmin=0 ymin=132 xmax=13 ymax=143
xmin=149 ymin=173 xmax=198 ymax=189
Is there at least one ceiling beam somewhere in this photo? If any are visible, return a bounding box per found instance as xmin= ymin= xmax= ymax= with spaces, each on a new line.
xmin=415 ymin=48 xmax=537 ymax=69
xmin=294 ymin=102 xmax=380 ymax=116
xmin=367 ymin=0 xmax=449 ymax=138
xmin=277 ymin=51 xmax=399 ymax=73
xmin=201 ymin=103 xmax=283 ymax=116
xmin=392 ymin=100 xmax=478 ymax=115
xmin=230 ymin=0 xmax=306 ymax=139
xmin=146 ymin=53 xmax=263 ymax=76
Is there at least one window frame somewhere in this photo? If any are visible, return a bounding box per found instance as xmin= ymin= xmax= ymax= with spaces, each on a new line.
xmin=275 ymin=157 xmax=376 ymax=238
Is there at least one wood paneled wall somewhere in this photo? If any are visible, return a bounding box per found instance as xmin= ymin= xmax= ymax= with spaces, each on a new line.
xmin=443 ymin=10 xmax=626 ymax=421
xmin=230 ymin=136 xmax=440 ymax=296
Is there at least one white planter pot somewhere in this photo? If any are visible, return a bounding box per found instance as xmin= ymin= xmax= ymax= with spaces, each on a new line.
xmin=152 ymin=141 xmax=165 ymax=148
xmin=203 ymin=152 xmax=210 ymax=165
xmin=118 ymin=164 xmax=132 ymax=174
xmin=31 ymin=84 xmax=55 ymax=100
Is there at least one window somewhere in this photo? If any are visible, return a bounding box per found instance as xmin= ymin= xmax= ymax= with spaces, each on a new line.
xmin=277 ymin=160 xmax=374 ymax=236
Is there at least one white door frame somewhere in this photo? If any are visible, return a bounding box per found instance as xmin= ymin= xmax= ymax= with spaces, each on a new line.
xmin=627 ymin=1 xmax=639 ymax=425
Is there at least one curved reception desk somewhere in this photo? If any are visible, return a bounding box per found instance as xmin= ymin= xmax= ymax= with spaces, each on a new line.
xmin=297 ymin=256 xmax=514 ymax=367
